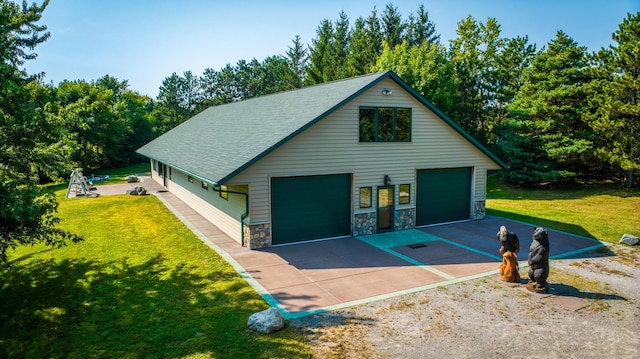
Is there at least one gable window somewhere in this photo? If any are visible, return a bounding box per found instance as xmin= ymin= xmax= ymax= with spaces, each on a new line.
xmin=359 ymin=107 xmax=411 ymax=142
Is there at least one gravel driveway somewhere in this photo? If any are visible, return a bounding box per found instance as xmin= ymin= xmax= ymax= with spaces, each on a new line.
xmin=290 ymin=244 xmax=640 ymax=359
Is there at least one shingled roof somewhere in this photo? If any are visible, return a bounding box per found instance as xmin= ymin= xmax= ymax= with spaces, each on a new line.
xmin=137 ymin=71 xmax=506 ymax=184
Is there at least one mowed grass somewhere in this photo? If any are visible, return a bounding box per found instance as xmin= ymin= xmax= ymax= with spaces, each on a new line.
xmin=486 ymin=175 xmax=640 ymax=243
xmin=0 ymin=190 xmax=313 ymax=359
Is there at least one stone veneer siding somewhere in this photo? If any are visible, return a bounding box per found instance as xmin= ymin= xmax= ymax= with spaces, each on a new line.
xmin=394 ymin=208 xmax=416 ymax=231
xmin=473 ymin=200 xmax=486 ymax=220
xmin=244 ymin=222 xmax=271 ymax=249
xmin=353 ymin=212 xmax=376 ymax=236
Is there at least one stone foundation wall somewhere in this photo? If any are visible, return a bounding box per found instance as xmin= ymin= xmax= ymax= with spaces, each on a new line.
xmin=473 ymin=200 xmax=486 ymax=220
xmin=395 ymin=208 xmax=416 ymax=231
xmin=244 ymin=222 xmax=271 ymax=249
xmin=353 ymin=212 xmax=376 ymax=236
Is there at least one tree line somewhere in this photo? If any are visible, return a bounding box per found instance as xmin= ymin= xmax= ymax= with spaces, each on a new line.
xmin=155 ymin=4 xmax=640 ymax=189
xmin=0 ymin=1 xmax=638 ymax=264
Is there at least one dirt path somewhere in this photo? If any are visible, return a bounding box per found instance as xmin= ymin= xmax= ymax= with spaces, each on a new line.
xmin=291 ymin=244 xmax=640 ymax=359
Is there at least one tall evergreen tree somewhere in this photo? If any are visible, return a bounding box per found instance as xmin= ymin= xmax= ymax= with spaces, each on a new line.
xmin=285 ymin=35 xmax=308 ymax=88
xmin=493 ymin=36 xmax=537 ymax=134
xmin=500 ymin=31 xmax=595 ymax=185
xmin=0 ymin=0 xmax=81 ymax=266
xmin=449 ymin=16 xmax=503 ymax=143
xmin=381 ymin=3 xmax=405 ymax=49
xmin=154 ymin=73 xmax=191 ymax=134
xmin=333 ymin=11 xmax=351 ymax=79
xmin=406 ymin=4 xmax=440 ymax=47
xmin=586 ymin=12 xmax=640 ymax=188
xmin=306 ymin=19 xmax=334 ymax=84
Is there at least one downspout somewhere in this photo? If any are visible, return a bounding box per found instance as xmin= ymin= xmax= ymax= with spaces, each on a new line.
xmin=212 ymin=184 xmax=249 ymax=247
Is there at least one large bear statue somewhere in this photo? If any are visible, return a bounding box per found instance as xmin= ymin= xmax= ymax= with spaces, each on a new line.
xmin=527 ymin=227 xmax=550 ymax=293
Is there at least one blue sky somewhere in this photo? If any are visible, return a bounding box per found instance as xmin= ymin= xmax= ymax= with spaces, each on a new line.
xmin=23 ymin=0 xmax=639 ymax=97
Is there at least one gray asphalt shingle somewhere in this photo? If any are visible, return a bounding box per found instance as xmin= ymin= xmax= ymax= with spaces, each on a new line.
xmin=137 ymin=72 xmax=390 ymax=184
xmin=137 ymin=70 xmax=507 ymax=184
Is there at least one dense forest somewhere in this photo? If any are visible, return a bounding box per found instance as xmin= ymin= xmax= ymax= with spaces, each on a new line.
xmin=0 ymin=1 xmax=638 ymax=263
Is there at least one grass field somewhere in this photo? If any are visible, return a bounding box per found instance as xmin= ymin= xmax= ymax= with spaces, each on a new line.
xmin=486 ymin=175 xmax=640 ymax=244
xmin=0 ymin=188 xmax=313 ymax=358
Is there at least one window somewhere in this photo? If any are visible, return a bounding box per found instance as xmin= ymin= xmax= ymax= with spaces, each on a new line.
xmin=220 ymin=185 xmax=228 ymax=200
xmin=399 ymin=184 xmax=410 ymax=204
xmin=359 ymin=107 xmax=411 ymax=142
xmin=201 ymin=181 xmax=208 ymax=190
xmin=359 ymin=187 xmax=372 ymax=208
xmin=188 ymin=176 xmax=194 ymax=183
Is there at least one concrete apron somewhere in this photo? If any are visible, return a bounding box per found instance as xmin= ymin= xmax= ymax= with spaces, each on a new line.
xmin=154 ymin=190 xmax=604 ymax=319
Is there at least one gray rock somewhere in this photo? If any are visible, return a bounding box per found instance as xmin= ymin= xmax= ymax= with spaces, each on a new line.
xmin=247 ymin=307 xmax=284 ymax=334
xmin=619 ymin=234 xmax=639 ymax=245
xmin=126 ymin=186 xmax=147 ymax=196
xmin=125 ymin=175 xmax=138 ymax=183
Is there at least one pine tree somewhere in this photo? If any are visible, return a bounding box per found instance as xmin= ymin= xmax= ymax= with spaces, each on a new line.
xmin=500 ymin=31 xmax=595 ymax=185
xmin=285 ymin=35 xmax=308 ymax=88
xmin=306 ymin=19 xmax=334 ymax=84
xmin=448 ymin=16 xmax=503 ymax=143
xmin=382 ymin=3 xmax=405 ymax=49
xmin=585 ymin=13 xmax=640 ymax=188
xmin=406 ymin=4 xmax=440 ymax=47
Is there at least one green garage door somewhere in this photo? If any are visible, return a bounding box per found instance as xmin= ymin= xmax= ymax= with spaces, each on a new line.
xmin=416 ymin=167 xmax=472 ymax=226
xmin=271 ymin=174 xmax=351 ymax=245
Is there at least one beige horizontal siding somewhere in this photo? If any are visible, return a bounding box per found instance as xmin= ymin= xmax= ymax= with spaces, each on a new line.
xmin=231 ymin=78 xmax=501 ymax=222
xmin=162 ymin=168 xmax=243 ymax=243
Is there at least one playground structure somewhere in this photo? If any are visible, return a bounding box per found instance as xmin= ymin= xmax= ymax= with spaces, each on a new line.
xmin=66 ymin=168 xmax=100 ymax=198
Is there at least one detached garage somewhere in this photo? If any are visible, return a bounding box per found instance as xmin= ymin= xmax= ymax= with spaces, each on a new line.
xmin=137 ymin=71 xmax=506 ymax=249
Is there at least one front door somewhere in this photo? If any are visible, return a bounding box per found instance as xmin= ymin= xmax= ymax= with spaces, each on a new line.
xmin=377 ymin=186 xmax=394 ymax=232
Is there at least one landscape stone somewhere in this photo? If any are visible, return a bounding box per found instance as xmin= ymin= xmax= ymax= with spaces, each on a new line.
xmin=247 ymin=307 xmax=284 ymax=334
xmin=619 ymin=234 xmax=639 ymax=245
xmin=126 ymin=186 xmax=146 ymax=196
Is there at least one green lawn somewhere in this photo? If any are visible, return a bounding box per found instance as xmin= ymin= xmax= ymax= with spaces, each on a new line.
xmin=486 ymin=175 xmax=640 ymax=244
xmin=0 ymin=190 xmax=313 ymax=359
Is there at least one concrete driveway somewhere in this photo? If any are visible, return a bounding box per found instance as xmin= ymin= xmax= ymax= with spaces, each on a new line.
xmin=148 ymin=189 xmax=604 ymax=319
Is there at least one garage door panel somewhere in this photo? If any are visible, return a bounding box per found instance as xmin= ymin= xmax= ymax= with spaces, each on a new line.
xmin=417 ymin=168 xmax=472 ymax=226
xmin=272 ymin=174 xmax=351 ymax=245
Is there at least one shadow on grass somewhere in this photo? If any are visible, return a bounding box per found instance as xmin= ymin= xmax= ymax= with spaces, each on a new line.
xmin=486 ymin=175 xmax=640 ymax=201
xmin=0 ymin=255 xmax=310 ymax=359
xmin=487 ymin=208 xmax=595 ymax=239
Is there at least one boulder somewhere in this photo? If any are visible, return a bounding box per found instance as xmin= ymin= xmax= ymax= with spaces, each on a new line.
xmin=247 ymin=307 xmax=284 ymax=334
xmin=619 ymin=234 xmax=639 ymax=246
xmin=125 ymin=175 xmax=138 ymax=183
xmin=126 ymin=186 xmax=147 ymax=196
